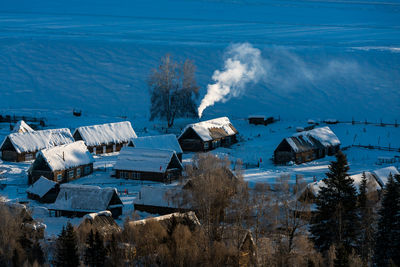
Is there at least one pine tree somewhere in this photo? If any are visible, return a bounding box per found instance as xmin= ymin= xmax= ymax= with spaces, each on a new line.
xmin=373 ymin=174 xmax=400 ymax=267
xmin=54 ymin=223 xmax=80 ymax=267
xmin=357 ymin=172 xmax=375 ymax=265
xmin=84 ymin=230 xmax=96 ymax=266
xmin=93 ymin=231 xmax=105 ymax=267
xmin=310 ymin=151 xmax=360 ymax=253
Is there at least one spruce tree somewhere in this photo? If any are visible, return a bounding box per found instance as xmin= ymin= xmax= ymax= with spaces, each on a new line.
xmin=93 ymin=231 xmax=105 ymax=267
xmin=373 ymin=174 xmax=400 ymax=267
xmin=84 ymin=230 xmax=96 ymax=267
xmin=334 ymin=244 xmax=349 ymax=267
xmin=310 ymin=151 xmax=360 ymax=253
xmin=357 ymin=172 xmax=375 ymax=264
xmin=54 ymin=223 xmax=80 ymax=267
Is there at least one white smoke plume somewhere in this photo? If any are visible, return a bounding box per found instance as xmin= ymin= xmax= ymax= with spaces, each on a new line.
xmin=197 ymin=43 xmax=265 ymax=118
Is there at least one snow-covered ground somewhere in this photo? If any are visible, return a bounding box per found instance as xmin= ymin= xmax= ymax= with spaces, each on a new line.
xmin=1 ymin=114 xmax=399 ymax=236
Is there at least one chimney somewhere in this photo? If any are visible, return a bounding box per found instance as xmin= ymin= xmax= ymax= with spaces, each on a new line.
xmin=62 ymin=151 xmax=65 ymax=161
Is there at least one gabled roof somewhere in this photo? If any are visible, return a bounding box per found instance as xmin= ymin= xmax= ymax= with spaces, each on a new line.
xmin=129 ymin=134 xmax=183 ymax=154
xmin=128 ymin=211 xmax=200 ymax=227
xmin=73 ymin=121 xmax=137 ymax=147
xmin=285 ymin=126 xmax=340 ymax=152
xmin=179 ymin=117 xmax=238 ymax=142
xmin=37 ymin=141 xmax=94 ymax=171
xmin=1 ymin=128 xmax=74 ymax=153
xmin=12 ymin=120 xmax=34 ymax=133
xmin=373 ymin=166 xmax=399 ymax=187
xmin=26 ymin=176 xmax=57 ymax=198
xmin=50 ymin=184 xmax=122 ymax=213
xmin=79 ymin=211 xmax=122 ymax=234
xmin=114 ymin=147 xmax=183 ymax=173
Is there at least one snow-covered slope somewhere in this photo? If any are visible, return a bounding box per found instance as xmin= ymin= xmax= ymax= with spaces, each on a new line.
xmin=0 ymin=0 xmax=399 ymax=120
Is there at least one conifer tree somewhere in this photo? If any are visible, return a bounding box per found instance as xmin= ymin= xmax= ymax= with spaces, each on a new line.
xmin=93 ymin=231 xmax=105 ymax=267
xmin=310 ymin=151 xmax=360 ymax=253
xmin=373 ymin=174 xmax=400 ymax=267
xmin=334 ymin=244 xmax=349 ymax=267
xmin=54 ymin=223 xmax=80 ymax=267
xmin=84 ymin=230 xmax=96 ymax=267
xmin=357 ymin=172 xmax=375 ymax=264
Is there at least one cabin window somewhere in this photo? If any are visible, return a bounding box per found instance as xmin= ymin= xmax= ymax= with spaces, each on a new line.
xmin=132 ymin=172 xmax=141 ymax=179
xmin=103 ymin=146 xmax=106 ymax=154
xmin=113 ymin=144 xmax=116 ymax=152
xmin=68 ymin=170 xmax=74 ymax=179
xmin=120 ymin=171 xmax=129 ymax=179
xmin=204 ymin=142 xmax=209 ymax=149
xmin=25 ymin=153 xmax=33 ymax=161
xmin=84 ymin=166 xmax=91 ymax=175
xmin=57 ymin=174 xmax=62 ymax=182
xmin=93 ymin=147 xmax=97 ymax=154
xmin=76 ymin=168 xmax=81 ymax=177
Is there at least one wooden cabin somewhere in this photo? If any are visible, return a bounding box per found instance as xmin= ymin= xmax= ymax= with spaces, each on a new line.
xmin=0 ymin=128 xmax=74 ymax=162
xmin=49 ymin=184 xmax=123 ymax=218
xmin=274 ymin=126 xmax=340 ymax=165
xmin=26 ymin=176 xmax=60 ymax=203
xmin=248 ymin=115 xmax=275 ymax=126
xmin=73 ymin=121 xmax=137 ymax=155
xmin=178 ymin=117 xmax=238 ymax=152
xmin=114 ymin=147 xmax=183 ymax=182
xmin=77 ymin=211 xmax=121 ymax=239
xmin=27 ymin=141 xmax=94 ymax=185
xmin=128 ymin=134 xmax=183 ymax=162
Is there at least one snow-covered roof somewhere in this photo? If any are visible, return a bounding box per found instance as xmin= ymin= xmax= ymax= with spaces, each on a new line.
xmin=129 ymin=211 xmax=200 ymax=227
xmin=83 ymin=210 xmax=112 ymax=221
xmin=179 ymin=117 xmax=238 ymax=142
xmin=37 ymin=141 xmax=94 ymax=171
xmin=1 ymin=128 xmax=74 ymax=153
xmin=114 ymin=147 xmax=182 ymax=173
xmin=372 ymin=166 xmax=399 ymax=187
xmin=26 ymin=176 xmax=57 ymax=198
xmin=286 ymin=126 xmax=340 ymax=152
xmin=50 ymin=184 xmax=121 ymax=213
xmin=130 ymin=134 xmax=183 ymax=154
xmin=12 ymin=120 xmax=34 ymax=133
xmin=74 ymin=121 xmax=137 ymax=147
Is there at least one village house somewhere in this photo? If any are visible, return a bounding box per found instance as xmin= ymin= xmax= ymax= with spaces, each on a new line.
xmin=0 ymin=128 xmax=74 ymax=162
xmin=49 ymin=184 xmax=123 ymax=218
xmin=128 ymin=134 xmax=183 ymax=161
xmin=178 ymin=117 xmax=238 ymax=152
xmin=26 ymin=176 xmax=60 ymax=203
xmin=27 ymin=141 xmax=94 ymax=184
xmin=248 ymin=115 xmax=275 ymax=126
xmin=114 ymin=147 xmax=183 ymax=182
xmin=73 ymin=121 xmax=137 ymax=154
xmin=133 ymin=185 xmax=190 ymax=215
xmin=274 ymin=126 xmax=340 ymax=165
xmin=77 ymin=211 xmax=121 ymax=240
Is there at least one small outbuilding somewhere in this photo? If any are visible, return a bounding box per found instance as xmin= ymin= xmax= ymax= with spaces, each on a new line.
xmin=27 ymin=141 xmax=94 ymax=184
xmin=274 ymin=126 xmax=340 ymax=165
xmin=248 ymin=115 xmax=275 ymax=126
xmin=178 ymin=117 xmax=238 ymax=152
xmin=128 ymin=134 xmax=183 ymax=161
xmin=73 ymin=121 xmax=137 ymax=154
xmin=49 ymin=184 xmax=123 ymax=218
xmin=114 ymin=147 xmax=183 ymax=182
xmin=26 ymin=176 xmax=60 ymax=203
xmin=77 ymin=211 xmax=121 ymax=239
xmin=0 ymin=128 xmax=74 ymax=162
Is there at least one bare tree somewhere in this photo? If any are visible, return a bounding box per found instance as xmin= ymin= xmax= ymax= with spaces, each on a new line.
xmin=148 ymin=54 xmax=199 ymax=128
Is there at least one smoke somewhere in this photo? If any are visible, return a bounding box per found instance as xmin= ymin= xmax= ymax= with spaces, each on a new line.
xmin=197 ymin=43 xmax=265 ymax=118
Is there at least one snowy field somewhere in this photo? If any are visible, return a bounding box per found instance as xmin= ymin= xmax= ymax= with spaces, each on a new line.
xmin=0 ymin=114 xmax=399 ymax=236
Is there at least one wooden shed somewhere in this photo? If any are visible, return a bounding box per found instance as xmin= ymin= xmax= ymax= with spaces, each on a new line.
xmin=73 ymin=121 xmax=137 ymax=155
xmin=114 ymin=147 xmax=183 ymax=183
xmin=49 ymin=184 xmax=123 ymax=218
xmin=128 ymin=134 xmax=183 ymax=162
xmin=178 ymin=117 xmax=238 ymax=152
xmin=27 ymin=141 xmax=94 ymax=184
xmin=26 ymin=176 xmax=60 ymax=203
xmin=274 ymin=126 xmax=340 ymax=165
xmin=0 ymin=128 xmax=74 ymax=162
